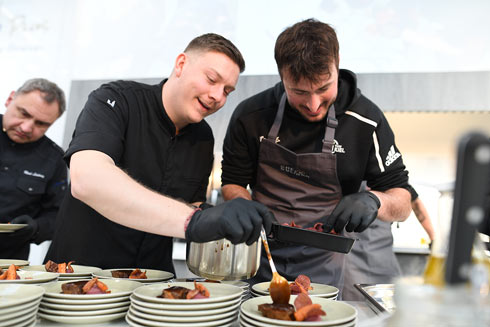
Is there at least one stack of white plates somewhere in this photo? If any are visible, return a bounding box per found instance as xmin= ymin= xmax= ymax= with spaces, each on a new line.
xmin=240 ymin=295 xmax=357 ymax=327
xmin=21 ymin=264 xmax=102 ymax=281
xmin=0 ymin=259 xmax=29 ymax=269
xmin=126 ymin=281 xmax=243 ymax=327
xmin=0 ymin=284 xmax=44 ymax=327
xmin=93 ymin=268 xmax=174 ymax=283
xmin=38 ymin=278 xmax=140 ymax=324
xmin=251 ymin=282 xmax=339 ymax=300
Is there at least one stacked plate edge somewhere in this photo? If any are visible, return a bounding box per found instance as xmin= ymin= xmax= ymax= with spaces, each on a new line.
xmin=126 ymin=281 xmax=243 ymax=327
xmin=21 ymin=264 xmax=102 ymax=281
xmin=239 ymin=295 xmax=358 ymax=327
xmin=251 ymin=282 xmax=339 ymax=300
xmin=92 ymin=268 xmax=174 ymax=284
xmin=38 ymin=278 xmax=140 ymax=324
xmin=0 ymin=284 xmax=44 ymax=327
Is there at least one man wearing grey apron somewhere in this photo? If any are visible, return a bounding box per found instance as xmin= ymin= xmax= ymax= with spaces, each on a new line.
xmin=221 ymin=19 xmax=412 ymax=297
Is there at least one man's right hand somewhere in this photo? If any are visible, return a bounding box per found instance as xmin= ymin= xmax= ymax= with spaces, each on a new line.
xmin=185 ymin=198 xmax=274 ymax=245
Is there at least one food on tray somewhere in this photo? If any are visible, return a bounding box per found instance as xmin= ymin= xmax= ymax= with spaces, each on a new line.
xmin=159 ymin=281 xmax=210 ymax=299
xmin=283 ymin=221 xmax=337 ymax=234
xmin=45 ymin=260 xmax=74 ymax=273
xmin=259 ymin=292 xmax=326 ymax=321
xmin=61 ymin=277 xmax=110 ymax=294
xmin=0 ymin=264 xmax=20 ymax=280
xmin=110 ymin=268 xmax=147 ymax=279
xmin=290 ymin=274 xmax=313 ymax=294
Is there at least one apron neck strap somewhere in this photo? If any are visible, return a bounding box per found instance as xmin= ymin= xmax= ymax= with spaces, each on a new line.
xmin=268 ymin=92 xmax=338 ymax=154
xmin=267 ymin=93 xmax=287 ymax=139
xmin=322 ymin=104 xmax=337 ymax=153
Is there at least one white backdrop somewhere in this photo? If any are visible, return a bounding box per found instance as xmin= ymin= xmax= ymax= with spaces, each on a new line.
xmin=1 ymin=0 xmax=490 ymax=146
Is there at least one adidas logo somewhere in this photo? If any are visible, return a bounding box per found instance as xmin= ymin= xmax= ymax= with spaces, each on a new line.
xmin=385 ymin=145 xmax=401 ymax=166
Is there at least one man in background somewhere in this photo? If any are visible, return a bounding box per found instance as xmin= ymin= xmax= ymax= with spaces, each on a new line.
xmin=0 ymin=78 xmax=67 ymax=259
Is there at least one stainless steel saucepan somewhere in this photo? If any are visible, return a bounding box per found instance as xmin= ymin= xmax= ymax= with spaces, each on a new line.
xmin=186 ymin=238 xmax=261 ymax=281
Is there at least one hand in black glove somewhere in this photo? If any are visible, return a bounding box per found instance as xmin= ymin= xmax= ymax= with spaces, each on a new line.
xmin=9 ymin=215 xmax=39 ymax=241
xmin=198 ymin=202 xmax=214 ymax=210
xmin=185 ymin=198 xmax=274 ymax=245
xmin=324 ymin=192 xmax=380 ymax=233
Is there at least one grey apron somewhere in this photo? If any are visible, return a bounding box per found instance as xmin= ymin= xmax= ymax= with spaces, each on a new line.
xmin=342 ymin=219 xmax=401 ymax=300
xmin=251 ymin=93 xmax=345 ymax=292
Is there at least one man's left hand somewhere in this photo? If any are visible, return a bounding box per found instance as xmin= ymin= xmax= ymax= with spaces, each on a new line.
xmin=324 ymin=192 xmax=381 ymax=233
xmin=10 ymin=215 xmax=39 ymax=241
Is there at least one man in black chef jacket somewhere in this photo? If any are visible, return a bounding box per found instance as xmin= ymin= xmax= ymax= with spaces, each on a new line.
xmin=221 ymin=19 xmax=412 ymax=296
xmin=1 ymin=78 xmax=67 ymax=259
xmin=45 ymin=33 xmax=273 ymax=273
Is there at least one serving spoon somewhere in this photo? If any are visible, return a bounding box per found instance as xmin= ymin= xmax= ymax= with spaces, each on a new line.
xmin=260 ymin=226 xmax=291 ymax=304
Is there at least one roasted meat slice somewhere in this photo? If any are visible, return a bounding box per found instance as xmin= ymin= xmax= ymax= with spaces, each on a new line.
xmin=61 ymin=281 xmax=87 ymax=294
xmin=258 ymin=303 xmax=295 ymax=321
xmin=45 ymin=260 xmax=59 ymax=273
xmin=61 ymin=278 xmax=110 ymax=294
xmin=111 ymin=270 xmax=132 ymax=278
xmin=82 ymin=278 xmax=110 ymax=294
xmin=45 ymin=260 xmax=74 ymax=273
xmin=160 ymin=286 xmax=190 ymax=299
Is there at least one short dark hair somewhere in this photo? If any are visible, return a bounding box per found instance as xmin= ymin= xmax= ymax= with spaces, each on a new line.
xmin=16 ymin=78 xmax=66 ymax=116
xmin=184 ymin=33 xmax=245 ymax=73
xmin=274 ymin=18 xmax=339 ymax=84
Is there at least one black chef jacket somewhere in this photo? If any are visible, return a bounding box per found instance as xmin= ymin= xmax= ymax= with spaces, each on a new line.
xmin=0 ymin=115 xmax=67 ymax=259
xmin=45 ymin=79 xmax=214 ymax=273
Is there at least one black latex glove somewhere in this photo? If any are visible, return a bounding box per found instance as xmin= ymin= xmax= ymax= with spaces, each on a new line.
xmin=324 ymin=192 xmax=381 ymax=233
xmin=185 ymin=198 xmax=274 ymax=245
xmin=10 ymin=215 xmax=39 ymax=241
xmin=199 ymin=202 xmax=214 ymax=210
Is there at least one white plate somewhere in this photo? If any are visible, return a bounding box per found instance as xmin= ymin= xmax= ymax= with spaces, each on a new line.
xmin=240 ymin=295 xmax=357 ymax=326
xmin=0 ymin=284 xmax=44 ymax=309
xmin=133 ymin=282 xmax=242 ymax=304
xmin=21 ymin=264 xmax=101 ymax=277
xmin=252 ymin=282 xmax=339 ymax=298
xmin=18 ymin=315 xmax=37 ymax=327
xmin=39 ymin=304 xmax=129 ymax=316
xmin=240 ymin=312 xmax=356 ymax=327
xmin=93 ymin=268 xmax=174 ymax=282
xmin=126 ymin=308 xmax=236 ymax=327
xmin=0 ymin=297 xmax=40 ymax=316
xmin=131 ymin=299 xmax=240 ymax=316
xmin=0 ymin=303 xmax=38 ymax=323
xmin=41 ymin=278 xmax=140 ymax=299
xmin=0 ymin=223 xmax=27 ymax=233
xmin=40 ymin=299 xmax=130 ymax=311
xmin=0 ymin=306 xmax=37 ymax=327
xmin=0 ymin=270 xmax=59 ymax=284
xmin=42 ymin=294 xmax=130 ymax=305
xmin=130 ymin=304 xmax=237 ymax=322
xmin=0 ymin=259 xmax=29 ymax=269
xmin=130 ymin=293 xmax=241 ymax=311
xmin=38 ymin=311 xmax=126 ymax=324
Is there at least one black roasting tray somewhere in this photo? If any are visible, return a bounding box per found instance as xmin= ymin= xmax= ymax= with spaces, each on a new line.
xmin=268 ymin=223 xmax=355 ymax=253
